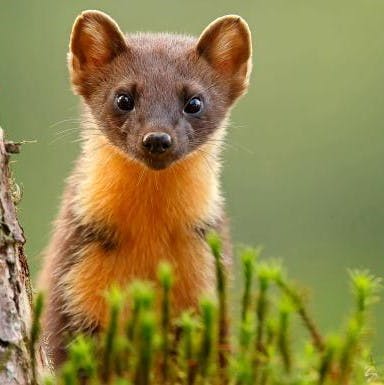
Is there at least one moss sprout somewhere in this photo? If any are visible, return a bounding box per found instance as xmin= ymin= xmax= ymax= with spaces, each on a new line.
xmin=30 ymin=292 xmax=44 ymax=385
xmin=158 ymin=261 xmax=174 ymax=382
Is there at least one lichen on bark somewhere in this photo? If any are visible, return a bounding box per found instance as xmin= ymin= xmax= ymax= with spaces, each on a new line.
xmin=0 ymin=127 xmax=46 ymax=385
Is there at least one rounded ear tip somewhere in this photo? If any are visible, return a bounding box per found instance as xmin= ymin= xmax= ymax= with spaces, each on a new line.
xmin=209 ymin=15 xmax=252 ymax=46
xmin=79 ymin=9 xmax=110 ymax=18
xmin=214 ymin=14 xmax=249 ymax=27
xmin=75 ymin=10 xmax=114 ymax=26
xmin=220 ymin=14 xmax=242 ymax=21
xmin=68 ymin=9 xmax=127 ymax=79
xmin=218 ymin=14 xmax=252 ymax=50
xmin=71 ymin=10 xmax=99 ymax=30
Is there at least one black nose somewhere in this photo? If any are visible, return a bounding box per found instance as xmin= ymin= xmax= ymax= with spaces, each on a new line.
xmin=142 ymin=132 xmax=172 ymax=154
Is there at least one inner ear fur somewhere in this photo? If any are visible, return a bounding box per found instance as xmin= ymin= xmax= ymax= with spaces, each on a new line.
xmin=197 ymin=15 xmax=252 ymax=97
xmin=68 ymin=10 xmax=128 ymax=94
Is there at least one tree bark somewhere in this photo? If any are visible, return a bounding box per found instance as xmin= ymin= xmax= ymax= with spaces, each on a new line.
xmin=0 ymin=128 xmax=48 ymax=384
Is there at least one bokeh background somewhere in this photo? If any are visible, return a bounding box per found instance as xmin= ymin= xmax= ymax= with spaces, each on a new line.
xmin=1 ymin=0 xmax=383 ymax=354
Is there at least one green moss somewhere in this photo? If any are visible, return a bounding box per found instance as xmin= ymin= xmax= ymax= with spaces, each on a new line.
xmin=37 ymin=234 xmax=382 ymax=385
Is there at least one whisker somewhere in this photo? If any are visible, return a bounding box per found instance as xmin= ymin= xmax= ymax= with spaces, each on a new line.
xmin=49 ymin=118 xmax=82 ymax=129
xmin=71 ymin=133 xmax=103 ymax=144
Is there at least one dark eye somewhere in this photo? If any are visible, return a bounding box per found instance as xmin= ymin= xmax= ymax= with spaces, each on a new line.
xmin=184 ymin=96 xmax=203 ymax=115
xmin=116 ymin=93 xmax=135 ymax=112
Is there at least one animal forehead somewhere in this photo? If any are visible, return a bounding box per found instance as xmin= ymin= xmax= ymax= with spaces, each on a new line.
xmin=128 ymin=32 xmax=197 ymax=56
xmin=126 ymin=33 xmax=198 ymax=73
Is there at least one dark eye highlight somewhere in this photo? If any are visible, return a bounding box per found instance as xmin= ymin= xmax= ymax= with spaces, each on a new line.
xmin=115 ymin=93 xmax=135 ymax=112
xmin=183 ymin=96 xmax=203 ymax=115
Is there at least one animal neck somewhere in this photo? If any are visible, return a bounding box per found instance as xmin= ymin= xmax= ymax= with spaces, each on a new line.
xmin=75 ymin=133 xmax=224 ymax=238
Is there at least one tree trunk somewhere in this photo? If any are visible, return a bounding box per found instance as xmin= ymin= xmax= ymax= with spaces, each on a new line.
xmin=0 ymin=128 xmax=48 ymax=384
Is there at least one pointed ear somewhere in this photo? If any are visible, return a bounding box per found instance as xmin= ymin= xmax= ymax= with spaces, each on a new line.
xmin=197 ymin=15 xmax=252 ymax=97
xmin=68 ymin=10 xmax=128 ymax=94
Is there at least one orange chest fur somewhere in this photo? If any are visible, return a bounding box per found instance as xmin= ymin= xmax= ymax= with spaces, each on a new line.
xmin=63 ymin=138 xmax=221 ymax=327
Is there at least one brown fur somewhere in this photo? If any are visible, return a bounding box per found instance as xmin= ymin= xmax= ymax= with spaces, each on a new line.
xmin=39 ymin=10 xmax=252 ymax=368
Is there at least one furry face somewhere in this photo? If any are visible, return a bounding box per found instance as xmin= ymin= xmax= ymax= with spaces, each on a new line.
xmin=68 ymin=11 xmax=252 ymax=169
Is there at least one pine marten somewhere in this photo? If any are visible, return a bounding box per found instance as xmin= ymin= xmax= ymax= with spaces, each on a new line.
xmin=39 ymin=10 xmax=252 ymax=367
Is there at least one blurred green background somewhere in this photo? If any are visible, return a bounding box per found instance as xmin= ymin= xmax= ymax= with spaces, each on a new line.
xmin=1 ymin=0 xmax=383 ymax=353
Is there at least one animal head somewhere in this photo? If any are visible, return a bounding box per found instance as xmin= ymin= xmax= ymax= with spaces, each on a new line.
xmin=68 ymin=10 xmax=252 ymax=170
